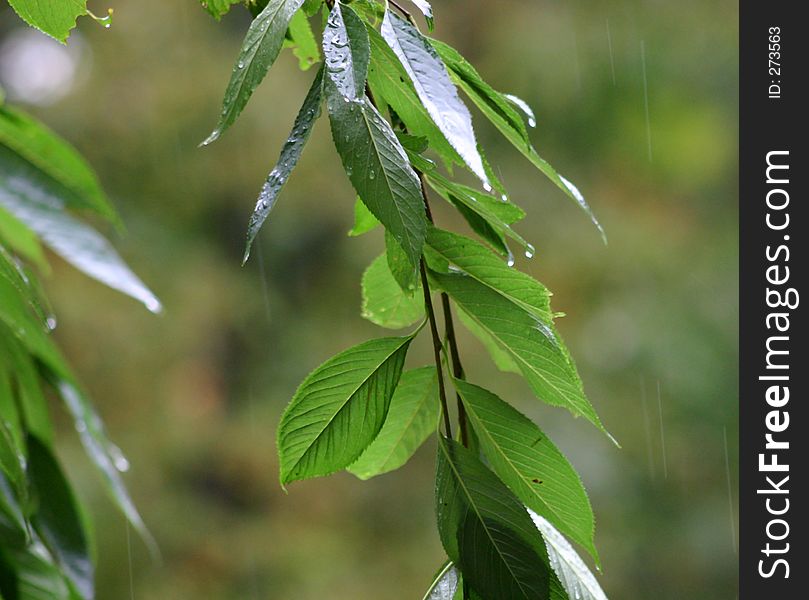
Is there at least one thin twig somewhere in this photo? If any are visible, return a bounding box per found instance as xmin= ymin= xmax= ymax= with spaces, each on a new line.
xmin=421 ymin=260 xmax=453 ymax=438
xmin=441 ymin=292 xmax=468 ymax=446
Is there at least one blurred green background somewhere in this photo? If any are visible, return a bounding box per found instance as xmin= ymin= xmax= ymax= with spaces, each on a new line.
xmin=0 ymin=0 xmax=738 ymax=597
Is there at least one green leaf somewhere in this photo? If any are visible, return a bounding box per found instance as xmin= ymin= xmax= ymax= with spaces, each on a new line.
xmin=243 ymin=66 xmax=324 ymax=263
xmin=503 ymin=93 xmax=537 ymax=129
xmin=430 ymin=269 xmax=606 ymax=434
xmin=367 ymin=28 xmax=462 ymax=170
xmin=456 ymin=306 xmax=520 ymax=374
xmin=27 ymin=436 xmax=93 ymax=600
xmin=0 ymin=147 xmax=161 ymax=313
xmin=302 ymin=0 xmax=322 ymax=17
xmin=0 ymin=105 xmax=118 ymax=225
xmin=385 ymin=229 xmax=419 ymax=293
xmin=436 ymin=437 xmax=555 ymax=600
xmin=0 ymin=543 xmax=79 ymax=600
xmin=323 ymin=2 xmax=369 ymax=101
xmin=529 ymin=510 xmax=609 ymax=600
xmin=54 ymin=380 xmax=156 ymax=556
xmin=361 ymin=254 xmax=423 ymax=329
xmin=202 ymin=0 xmax=305 ymax=145
xmin=425 ymin=172 xmax=532 ymax=256
xmin=326 ymin=85 xmax=426 ymax=267
xmin=286 ymin=8 xmax=320 ymax=70
xmin=6 ymin=0 xmax=87 ymax=43
xmin=422 ymin=562 xmax=459 ymax=600
xmin=198 ymin=0 xmax=241 ymax=20
xmin=349 ymin=366 xmax=438 ymax=479
xmin=278 ymin=335 xmax=415 ymax=485
xmin=0 ymin=334 xmax=52 ymax=444
xmin=455 ymin=379 xmax=597 ymax=561
xmin=348 ymin=196 xmax=380 ymax=236
xmin=426 ymin=227 xmax=550 ymax=322
xmin=0 ymin=204 xmax=48 ymax=272
xmin=0 ymin=419 xmax=26 ymax=509
xmin=432 ymin=40 xmax=605 ymax=241
xmin=381 ymin=11 xmax=487 ymax=186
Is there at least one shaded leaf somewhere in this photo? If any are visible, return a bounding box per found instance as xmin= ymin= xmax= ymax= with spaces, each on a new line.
xmin=432 ymin=40 xmax=605 ymax=240
xmin=323 ymin=2 xmax=369 ymax=100
xmin=348 ymin=196 xmax=380 ymax=236
xmin=27 ymin=436 xmax=93 ymax=600
xmin=436 ymin=438 xmax=554 ymax=600
xmin=0 ymin=542 xmax=79 ymax=600
xmin=455 ymin=379 xmax=597 ymax=560
xmin=6 ymin=0 xmax=87 ymax=43
xmin=0 ymin=106 xmax=118 ymax=225
xmin=361 ymin=254 xmax=423 ymax=329
xmin=430 ymin=270 xmax=606 ymax=433
xmin=243 ymin=66 xmax=325 ymax=262
xmin=202 ymin=0 xmax=305 ymax=144
xmin=0 ymin=149 xmax=161 ymax=313
xmin=385 ymin=229 xmax=419 ymax=293
xmin=381 ymin=11 xmax=487 ymax=186
xmin=349 ymin=367 xmax=437 ymax=479
xmin=278 ymin=335 xmax=414 ymax=484
xmin=530 ymin=510 xmax=609 ymax=600
xmin=327 ymin=85 xmax=426 ymax=267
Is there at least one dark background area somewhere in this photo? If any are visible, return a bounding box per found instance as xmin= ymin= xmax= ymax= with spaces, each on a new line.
xmin=0 ymin=0 xmax=738 ymax=597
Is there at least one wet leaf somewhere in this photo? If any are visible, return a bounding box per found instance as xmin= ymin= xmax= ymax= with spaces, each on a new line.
xmin=422 ymin=562 xmax=459 ymax=600
xmin=6 ymin=0 xmax=88 ymax=43
xmin=243 ymin=66 xmax=324 ymax=263
xmin=278 ymin=335 xmax=414 ymax=485
xmin=381 ymin=11 xmax=487 ymax=186
xmin=323 ymin=2 xmax=369 ymax=100
xmin=202 ymin=0 xmax=305 ymax=145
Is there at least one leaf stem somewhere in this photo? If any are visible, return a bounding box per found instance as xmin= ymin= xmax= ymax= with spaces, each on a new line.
xmin=420 ymin=260 xmax=453 ymax=438
xmin=441 ymin=292 xmax=469 ymax=446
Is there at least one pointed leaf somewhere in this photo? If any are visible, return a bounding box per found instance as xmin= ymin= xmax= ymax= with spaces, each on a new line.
xmin=430 ymin=270 xmax=606 ymax=433
xmin=361 ymin=254 xmax=424 ymax=329
xmin=243 ymin=66 xmax=325 ymax=262
xmin=203 ymin=0 xmax=305 ymax=144
xmin=411 ymin=0 xmax=435 ymax=31
xmin=0 ymin=106 xmax=118 ymax=225
xmin=327 ymin=86 xmax=426 ymax=267
xmin=436 ymin=438 xmax=555 ymax=600
xmin=0 ymin=149 xmax=161 ymax=312
xmin=349 ymin=366 xmax=438 ymax=479
xmin=530 ymin=510 xmax=609 ymax=600
xmin=381 ymin=11 xmax=488 ymax=187
xmin=6 ymin=0 xmax=87 ymax=43
xmin=348 ymin=196 xmax=380 ymax=236
xmin=27 ymin=436 xmax=93 ymax=600
xmin=426 ymin=227 xmax=550 ymax=322
xmin=455 ymin=379 xmax=597 ymax=560
xmin=432 ymin=40 xmax=604 ymax=240
xmin=0 ymin=205 xmax=48 ymax=271
xmin=278 ymin=335 xmax=415 ymax=484
xmin=385 ymin=229 xmax=419 ymax=293
xmin=323 ymin=2 xmax=369 ymax=100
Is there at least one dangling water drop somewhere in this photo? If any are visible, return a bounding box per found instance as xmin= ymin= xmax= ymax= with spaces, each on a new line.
xmin=524 ymin=244 xmax=535 ymax=259
xmin=483 ymin=182 xmax=493 ymax=192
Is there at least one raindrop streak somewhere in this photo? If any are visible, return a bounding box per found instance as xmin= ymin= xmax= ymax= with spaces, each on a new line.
xmin=657 ymin=380 xmax=667 ymax=479
xmin=641 ymin=40 xmax=653 ymax=162
xmin=640 ymin=378 xmax=655 ymax=480
xmin=606 ymin=18 xmax=616 ymax=85
xmin=723 ymin=426 xmax=738 ymax=555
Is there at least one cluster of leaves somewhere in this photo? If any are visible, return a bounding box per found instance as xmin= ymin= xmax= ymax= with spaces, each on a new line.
xmin=197 ymin=1 xmax=611 ymax=599
xmin=0 ymin=98 xmax=159 ymax=596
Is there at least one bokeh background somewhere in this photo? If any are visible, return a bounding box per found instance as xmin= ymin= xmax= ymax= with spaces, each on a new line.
xmin=0 ymin=0 xmax=739 ymax=597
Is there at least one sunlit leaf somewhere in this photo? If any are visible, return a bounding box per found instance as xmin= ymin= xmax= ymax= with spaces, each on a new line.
xmin=243 ymin=66 xmax=325 ymax=263
xmin=361 ymin=254 xmax=423 ymax=329
xmin=349 ymin=366 xmax=437 ymax=479
xmin=323 ymin=2 xmax=369 ymax=101
xmin=455 ymin=379 xmax=597 ymax=560
xmin=530 ymin=510 xmax=609 ymax=600
xmin=327 ymin=84 xmax=426 ymax=267
xmin=381 ymin=11 xmax=488 ymax=186
xmin=455 ymin=306 xmax=520 ymax=374
xmin=436 ymin=437 xmax=555 ymax=600
xmin=348 ymin=196 xmax=380 ymax=236
xmin=6 ymin=0 xmax=88 ymax=43
xmin=202 ymin=0 xmax=305 ymax=145
xmin=198 ymin=0 xmax=240 ymax=20
xmin=0 ymin=205 xmax=48 ymax=272
xmin=411 ymin=0 xmax=435 ymax=31
xmin=430 ymin=269 xmax=606 ymax=433
xmin=278 ymin=334 xmax=415 ymax=485
xmin=286 ymin=8 xmax=321 ymax=70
